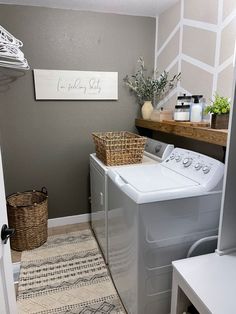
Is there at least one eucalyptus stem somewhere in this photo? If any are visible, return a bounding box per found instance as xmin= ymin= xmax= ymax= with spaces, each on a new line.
xmin=124 ymin=57 xmax=181 ymax=106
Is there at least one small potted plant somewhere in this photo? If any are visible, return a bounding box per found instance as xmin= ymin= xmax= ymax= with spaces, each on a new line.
xmin=205 ymin=93 xmax=230 ymax=129
xmin=124 ymin=57 xmax=180 ymax=120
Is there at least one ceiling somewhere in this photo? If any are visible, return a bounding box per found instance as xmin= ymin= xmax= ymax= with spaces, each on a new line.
xmin=0 ymin=0 xmax=178 ymax=17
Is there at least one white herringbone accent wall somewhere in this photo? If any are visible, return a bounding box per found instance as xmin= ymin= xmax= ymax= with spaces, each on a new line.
xmin=156 ymin=0 xmax=236 ymax=109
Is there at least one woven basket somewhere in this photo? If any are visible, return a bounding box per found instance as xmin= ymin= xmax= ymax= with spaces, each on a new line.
xmin=7 ymin=187 xmax=48 ymax=251
xmin=92 ymin=131 xmax=147 ymax=166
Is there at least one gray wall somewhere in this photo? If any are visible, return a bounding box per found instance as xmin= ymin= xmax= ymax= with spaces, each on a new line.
xmin=0 ymin=5 xmax=156 ymax=218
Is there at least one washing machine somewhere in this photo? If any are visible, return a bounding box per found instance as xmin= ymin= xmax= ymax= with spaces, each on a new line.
xmin=107 ymin=148 xmax=224 ymax=314
xmin=90 ymin=138 xmax=174 ymax=264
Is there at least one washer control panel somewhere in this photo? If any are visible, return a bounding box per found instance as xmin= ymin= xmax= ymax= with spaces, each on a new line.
xmin=145 ymin=138 xmax=174 ymax=160
xmin=162 ymin=148 xmax=224 ymax=190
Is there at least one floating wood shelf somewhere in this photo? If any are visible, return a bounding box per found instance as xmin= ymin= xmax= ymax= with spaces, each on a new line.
xmin=135 ymin=118 xmax=228 ymax=147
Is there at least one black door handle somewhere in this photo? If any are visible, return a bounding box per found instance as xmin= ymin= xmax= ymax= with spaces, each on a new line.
xmin=1 ymin=224 xmax=15 ymax=244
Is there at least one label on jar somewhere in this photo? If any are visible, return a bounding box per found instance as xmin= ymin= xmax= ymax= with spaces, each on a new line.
xmin=174 ymin=111 xmax=190 ymax=121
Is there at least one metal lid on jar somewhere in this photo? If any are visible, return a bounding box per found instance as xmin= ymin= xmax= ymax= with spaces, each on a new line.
xmin=177 ymin=94 xmax=192 ymax=100
xmin=175 ymin=103 xmax=191 ymax=109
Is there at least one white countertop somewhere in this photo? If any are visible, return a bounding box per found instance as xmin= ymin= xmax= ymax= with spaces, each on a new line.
xmin=173 ymin=252 xmax=236 ymax=314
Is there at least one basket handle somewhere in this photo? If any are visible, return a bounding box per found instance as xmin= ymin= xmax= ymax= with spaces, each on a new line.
xmin=41 ymin=187 xmax=48 ymax=195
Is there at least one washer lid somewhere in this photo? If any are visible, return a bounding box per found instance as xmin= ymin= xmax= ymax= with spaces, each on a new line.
xmin=90 ymin=151 xmax=161 ymax=173
xmin=108 ymin=164 xmax=204 ymax=203
xmin=114 ymin=164 xmax=198 ymax=192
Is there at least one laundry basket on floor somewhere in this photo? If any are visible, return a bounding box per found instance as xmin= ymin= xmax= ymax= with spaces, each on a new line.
xmin=7 ymin=187 xmax=48 ymax=251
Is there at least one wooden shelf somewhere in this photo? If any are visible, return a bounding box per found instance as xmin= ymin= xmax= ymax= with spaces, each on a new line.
xmin=135 ymin=118 xmax=228 ymax=147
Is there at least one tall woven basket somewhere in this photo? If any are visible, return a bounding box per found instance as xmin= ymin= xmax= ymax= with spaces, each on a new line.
xmin=7 ymin=187 xmax=48 ymax=251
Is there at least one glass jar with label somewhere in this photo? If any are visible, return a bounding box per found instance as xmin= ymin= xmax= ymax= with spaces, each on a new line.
xmin=174 ymin=94 xmax=192 ymax=122
xmin=174 ymin=103 xmax=190 ymax=121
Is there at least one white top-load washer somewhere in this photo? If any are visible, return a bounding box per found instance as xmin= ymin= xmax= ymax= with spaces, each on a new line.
xmin=107 ymin=148 xmax=224 ymax=314
xmin=90 ymin=138 xmax=174 ymax=263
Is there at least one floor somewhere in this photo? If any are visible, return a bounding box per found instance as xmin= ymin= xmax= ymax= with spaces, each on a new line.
xmin=11 ymin=222 xmax=90 ymax=263
xmin=15 ymin=223 xmax=126 ymax=314
xmin=12 ymin=222 xmax=91 ymax=297
xmin=12 ymin=222 xmax=126 ymax=312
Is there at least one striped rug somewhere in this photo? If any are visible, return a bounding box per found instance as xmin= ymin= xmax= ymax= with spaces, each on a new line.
xmin=17 ymin=229 xmax=125 ymax=314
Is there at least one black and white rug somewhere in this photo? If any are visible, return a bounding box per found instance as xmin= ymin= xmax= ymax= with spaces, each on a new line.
xmin=17 ymin=229 xmax=125 ymax=314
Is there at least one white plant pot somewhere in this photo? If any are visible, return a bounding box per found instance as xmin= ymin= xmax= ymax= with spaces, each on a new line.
xmin=141 ymin=101 xmax=153 ymax=120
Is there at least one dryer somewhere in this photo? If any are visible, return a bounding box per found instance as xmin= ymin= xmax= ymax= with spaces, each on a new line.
xmin=90 ymin=138 xmax=174 ymax=264
xmin=107 ymin=148 xmax=224 ymax=314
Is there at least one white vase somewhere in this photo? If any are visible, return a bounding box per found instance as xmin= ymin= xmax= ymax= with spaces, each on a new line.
xmin=141 ymin=100 xmax=153 ymax=120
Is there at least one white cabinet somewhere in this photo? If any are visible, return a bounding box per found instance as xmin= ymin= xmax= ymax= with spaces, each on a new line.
xmin=217 ymin=79 xmax=236 ymax=254
xmin=170 ymin=78 xmax=236 ymax=314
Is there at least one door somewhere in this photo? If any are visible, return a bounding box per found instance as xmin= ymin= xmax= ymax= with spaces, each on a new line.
xmin=0 ymin=148 xmax=17 ymax=314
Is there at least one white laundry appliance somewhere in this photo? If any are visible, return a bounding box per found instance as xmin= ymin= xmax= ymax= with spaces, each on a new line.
xmin=107 ymin=148 xmax=224 ymax=314
xmin=90 ymin=138 xmax=174 ymax=264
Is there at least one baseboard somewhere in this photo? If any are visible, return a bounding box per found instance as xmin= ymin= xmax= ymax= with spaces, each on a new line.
xmin=48 ymin=213 xmax=91 ymax=228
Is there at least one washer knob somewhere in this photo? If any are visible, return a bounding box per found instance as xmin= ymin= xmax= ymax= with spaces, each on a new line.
xmin=194 ymin=162 xmax=202 ymax=170
xmin=175 ymin=155 xmax=181 ymax=162
xmin=170 ymin=154 xmax=175 ymax=160
xmin=182 ymin=157 xmax=192 ymax=167
xmin=202 ymin=166 xmax=210 ymax=174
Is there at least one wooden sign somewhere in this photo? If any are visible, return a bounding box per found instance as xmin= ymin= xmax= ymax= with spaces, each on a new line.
xmin=33 ymin=69 xmax=118 ymax=100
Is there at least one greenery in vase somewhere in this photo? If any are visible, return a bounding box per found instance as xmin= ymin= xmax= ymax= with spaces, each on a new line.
xmin=123 ymin=57 xmax=181 ymax=105
xmin=205 ymin=93 xmax=230 ymax=115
